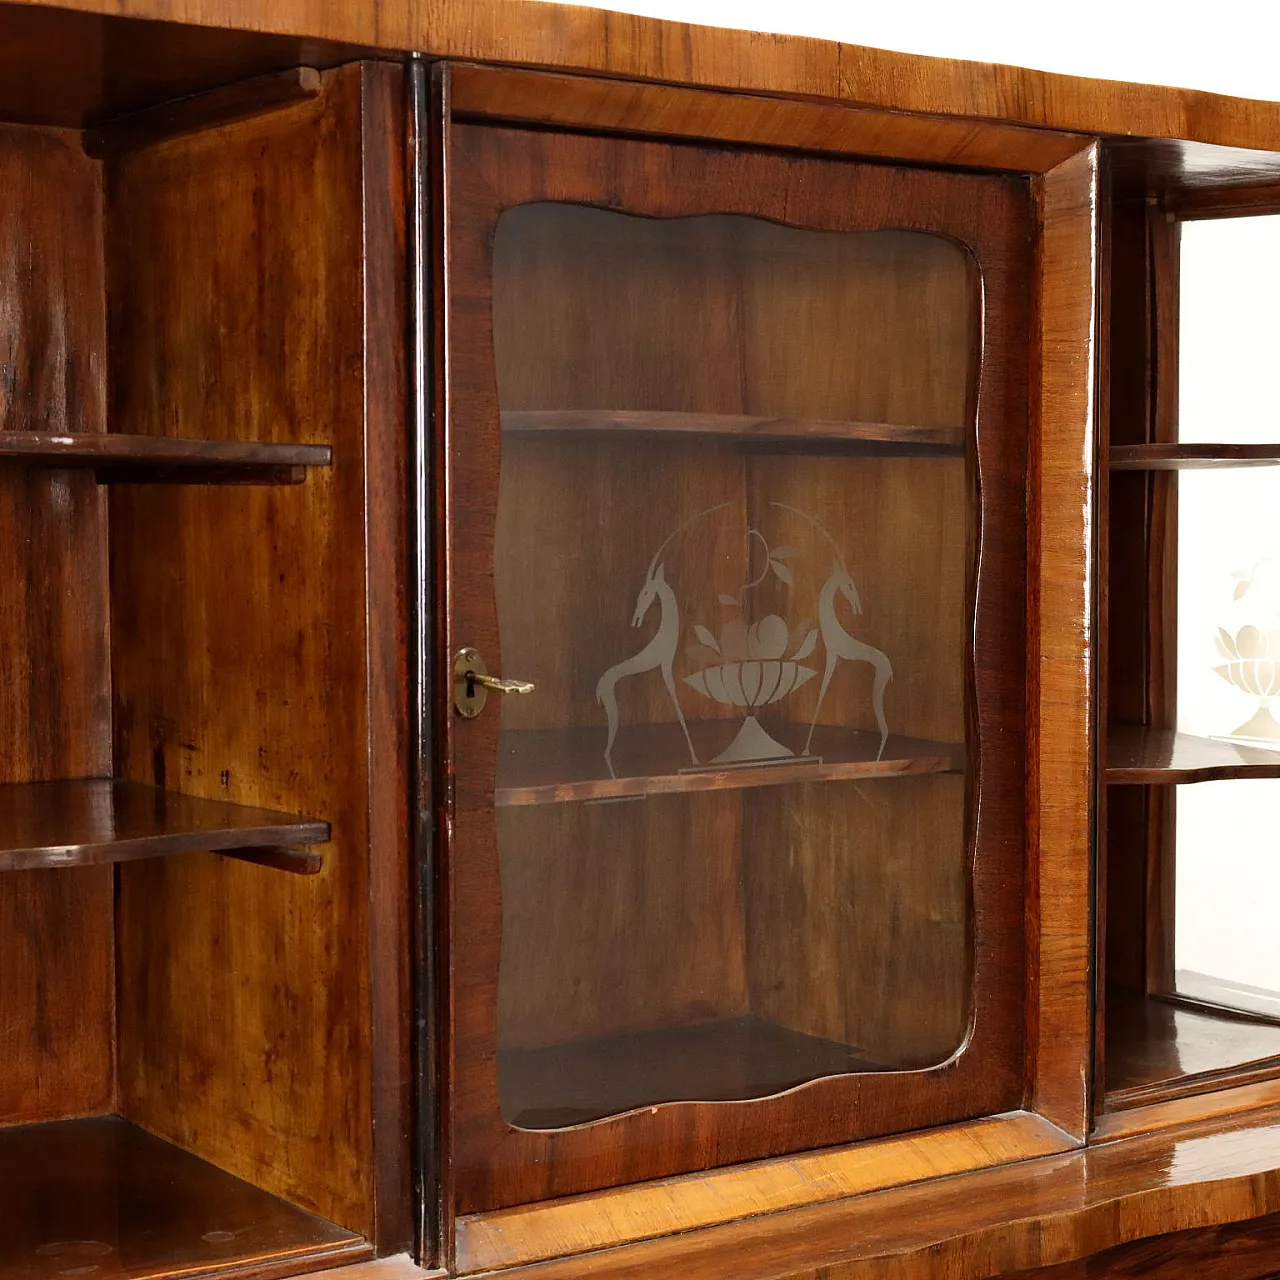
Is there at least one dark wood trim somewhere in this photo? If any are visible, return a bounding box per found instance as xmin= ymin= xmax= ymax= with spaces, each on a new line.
xmin=1171 ymin=183 xmax=1280 ymax=220
xmin=84 ymin=66 xmax=323 ymax=157
xmin=446 ymin=62 xmax=1092 ymax=175
xmin=360 ymin=59 xmax=415 ymax=1256
xmin=428 ymin=59 xmax=456 ymax=1270
xmin=0 ymin=431 xmax=330 ymax=479
xmin=1113 ymin=443 xmax=1280 ymax=468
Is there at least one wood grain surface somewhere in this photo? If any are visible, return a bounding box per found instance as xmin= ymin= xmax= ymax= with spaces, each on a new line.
xmin=1025 ymin=145 xmax=1099 ymax=1143
xmin=1104 ymin=990 xmax=1280 ymax=1106
xmin=449 ymin=63 xmax=1091 ymax=176
xmin=454 ymin=1111 xmax=1073 ymax=1272
xmin=465 ymin=1108 xmax=1280 ymax=1280
xmin=107 ymin=65 xmax=407 ymax=1239
xmin=8 ymin=0 xmax=1280 ymax=158
xmin=0 ymin=121 xmax=114 ymax=1128
xmin=1106 ymin=725 xmax=1280 ymax=783
xmin=0 ymin=1117 xmax=369 ymax=1280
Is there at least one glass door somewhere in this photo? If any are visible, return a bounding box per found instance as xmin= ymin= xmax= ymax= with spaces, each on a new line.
xmin=444 ymin=123 xmax=1032 ymax=1212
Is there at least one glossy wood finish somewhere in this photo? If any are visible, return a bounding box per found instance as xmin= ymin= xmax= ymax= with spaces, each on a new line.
xmin=84 ymin=65 xmax=321 ymax=157
xmin=0 ymin=779 xmax=327 ymax=871
xmin=444 ymin=120 xmax=1032 ymax=1214
xmin=0 ymin=121 xmax=114 ymax=1128
xmin=0 ymin=2 xmax=376 ymax=128
xmin=1106 ymin=725 xmax=1280 ymax=783
xmin=1112 ymin=443 xmax=1280 ymax=469
xmin=1105 ymin=990 xmax=1280 ymax=1107
xmin=481 ymin=1108 xmax=1280 ymax=1280
xmin=0 ymin=1117 xmax=369 ymax=1280
xmin=454 ymin=1112 xmax=1074 ymax=1273
xmin=0 ymin=431 xmax=330 ymax=481
xmin=1004 ymin=1212 xmax=1280 ymax=1280
xmin=1025 ymin=145 xmax=1100 ymax=1142
xmin=1170 ymin=181 xmax=1280 ymax=221
xmin=495 ymin=724 xmax=960 ymax=806
xmin=108 ymin=64 xmax=409 ymax=1241
xmin=1093 ymin=1074 xmax=1280 ymax=1142
xmin=449 ymin=63 xmax=1089 ymax=177
xmin=500 ymin=409 xmax=963 ymax=452
xmin=13 ymin=0 xmax=1280 ymax=161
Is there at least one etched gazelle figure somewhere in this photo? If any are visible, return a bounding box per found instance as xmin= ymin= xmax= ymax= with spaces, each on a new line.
xmin=596 ymin=560 xmax=698 ymax=779
xmin=804 ymin=559 xmax=894 ymax=759
xmin=764 ymin=503 xmax=893 ymax=760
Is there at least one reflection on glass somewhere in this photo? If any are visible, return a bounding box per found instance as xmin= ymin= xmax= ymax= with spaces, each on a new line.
xmin=490 ymin=204 xmax=976 ymax=1128
xmin=1175 ymin=214 xmax=1280 ymax=1034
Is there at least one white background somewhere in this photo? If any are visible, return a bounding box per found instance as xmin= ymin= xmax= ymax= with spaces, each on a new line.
xmin=548 ymin=0 xmax=1280 ymax=101
xmin=559 ymin=0 xmax=1280 ymax=988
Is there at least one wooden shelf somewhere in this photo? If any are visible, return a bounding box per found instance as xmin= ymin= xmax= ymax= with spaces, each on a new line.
xmin=500 ymin=1015 xmax=885 ymax=1128
xmin=0 ymin=432 xmax=331 ymax=483
xmin=1105 ymin=726 xmax=1280 ymax=784
xmin=0 ymin=779 xmax=328 ymax=873
xmin=1104 ymin=989 xmax=1280 ymax=1107
xmin=496 ymin=721 xmax=962 ymax=806
xmin=501 ymin=409 xmax=964 ymax=453
xmin=0 ymin=1117 xmax=367 ymax=1280
xmin=1111 ymin=443 xmax=1280 ymax=470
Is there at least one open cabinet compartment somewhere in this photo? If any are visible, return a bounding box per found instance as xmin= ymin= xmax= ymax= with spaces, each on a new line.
xmin=1099 ymin=192 xmax=1280 ymax=1111
xmin=0 ymin=58 xmax=408 ymax=1279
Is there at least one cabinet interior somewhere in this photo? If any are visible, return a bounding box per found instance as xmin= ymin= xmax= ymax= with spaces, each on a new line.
xmin=488 ymin=201 xmax=975 ymax=1127
xmin=1101 ymin=197 xmax=1280 ymax=1110
xmin=0 ymin=62 xmax=389 ymax=1278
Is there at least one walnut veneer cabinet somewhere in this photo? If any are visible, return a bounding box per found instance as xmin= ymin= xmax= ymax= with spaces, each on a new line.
xmin=5 ymin=4 xmax=1280 ymax=1279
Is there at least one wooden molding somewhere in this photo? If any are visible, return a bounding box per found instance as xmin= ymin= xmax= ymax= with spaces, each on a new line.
xmin=449 ymin=62 xmax=1091 ymax=176
xmin=1025 ymin=143 xmax=1100 ymax=1142
xmin=475 ymin=1108 xmax=1280 ymax=1280
xmin=84 ymin=65 xmax=322 ymax=157
xmin=454 ymin=1112 xmax=1073 ymax=1273
xmin=9 ymin=0 xmax=1280 ymax=155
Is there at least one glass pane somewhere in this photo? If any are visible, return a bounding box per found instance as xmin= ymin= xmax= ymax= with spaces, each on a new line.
xmin=1175 ymin=214 xmax=1280 ymax=1030
xmin=490 ymin=204 xmax=975 ymax=1129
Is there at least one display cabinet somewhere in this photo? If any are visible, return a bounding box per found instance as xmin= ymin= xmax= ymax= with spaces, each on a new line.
xmin=6 ymin=4 xmax=1280 ymax=1279
xmin=1101 ymin=197 xmax=1280 ymax=1111
xmin=0 ymin=56 xmax=411 ymax=1280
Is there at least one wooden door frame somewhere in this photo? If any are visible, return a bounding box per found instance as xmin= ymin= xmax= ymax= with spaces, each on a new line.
xmin=425 ymin=62 xmax=1098 ymax=1265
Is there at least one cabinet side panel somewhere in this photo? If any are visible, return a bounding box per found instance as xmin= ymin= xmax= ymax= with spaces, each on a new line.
xmin=109 ymin=68 xmax=375 ymax=1233
xmin=0 ymin=123 xmax=113 ymax=1125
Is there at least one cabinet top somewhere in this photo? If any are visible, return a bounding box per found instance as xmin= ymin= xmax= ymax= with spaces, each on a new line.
xmin=4 ymin=0 xmax=1280 ymax=155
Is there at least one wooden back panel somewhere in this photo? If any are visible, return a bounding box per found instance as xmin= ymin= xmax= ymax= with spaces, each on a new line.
xmin=0 ymin=122 xmax=114 ymax=1126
